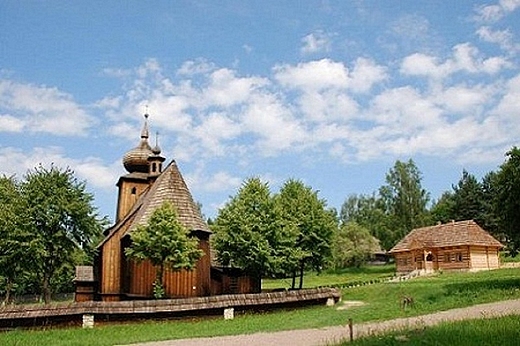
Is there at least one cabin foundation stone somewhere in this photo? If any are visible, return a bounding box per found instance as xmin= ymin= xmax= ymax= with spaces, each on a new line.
xmin=82 ymin=314 xmax=94 ymax=328
xmin=223 ymin=307 xmax=234 ymax=320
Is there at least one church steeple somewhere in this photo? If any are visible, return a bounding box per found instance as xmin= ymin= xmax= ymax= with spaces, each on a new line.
xmin=116 ymin=112 xmax=164 ymax=221
xmin=122 ymin=113 xmax=154 ymax=174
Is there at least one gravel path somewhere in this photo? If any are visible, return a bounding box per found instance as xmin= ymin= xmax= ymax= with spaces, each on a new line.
xmin=127 ymin=299 xmax=520 ymax=346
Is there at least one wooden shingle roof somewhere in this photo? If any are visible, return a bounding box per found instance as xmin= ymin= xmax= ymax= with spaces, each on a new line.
xmin=389 ymin=220 xmax=503 ymax=254
xmin=123 ymin=160 xmax=210 ymax=235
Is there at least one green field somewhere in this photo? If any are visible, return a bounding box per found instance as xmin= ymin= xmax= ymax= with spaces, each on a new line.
xmin=1 ymin=267 xmax=520 ymax=346
xmin=262 ymin=264 xmax=396 ymax=289
xmin=342 ymin=315 xmax=520 ymax=345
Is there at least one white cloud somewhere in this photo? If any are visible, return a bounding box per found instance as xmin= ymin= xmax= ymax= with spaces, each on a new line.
xmin=185 ymin=162 xmax=242 ymax=194
xmin=94 ymin=53 xmax=519 ymax=170
xmin=349 ymin=58 xmax=388 ymax=93
xmin=274 ymin=59 xmax=350 ymax=91
xmin=0 ymin=146 xmax=121 ymax=189
xmin=0 ymin=80 xmax=94 ymax=136
xmin=203 ymin=68 xmax=268 ymax=107
xmin=401 ymin=43 xmax=510 ymax=80
xmin=192 ymin=112 xmax=242 ymax=155
xmin=436 ymin=84 xmax=492 ymax=115
xmin=474 ymin=0 xmax=520 ymax=22
xmin=0 ymin=114 xmax=24 ymax=132
xmin=300 ymin=30 xmax=333 ymax=54
xmin=177 ymin=59 xmax=216 ymax=76
xmin=242 ymin=93 xmax=306 ymax=155
xmin=476 ymin=26 xmax=518 ymax=54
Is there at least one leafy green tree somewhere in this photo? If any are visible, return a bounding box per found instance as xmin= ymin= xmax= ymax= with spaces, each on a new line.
xmin=451 ymin=170 xmax=485 ymax=222
xmin=340 ymin=194 xmax=393 ymax=250
xmin=331 ymin=222 xmax=380 ymax=269
xmin=480 ymin=171 xmax=501 ymax=238
xmin=0 ymin=176 xmax=32 ymax=304
xmin=430 ymin=191 xmax=455 ymax=224
xmin=125 ymin=201 xmax=203 ymax=298
xmin=21 ymin=165 xmax=105 ymax=304
xmin=494 ymin=147 xmax=520 ymax=255
xmin=275 ymin=179 xmax=337 ymax=289
xmin=212 ymin=178 xmax=295 ymax=283
xmin=379 ymin=159 xmax=430 ymax=247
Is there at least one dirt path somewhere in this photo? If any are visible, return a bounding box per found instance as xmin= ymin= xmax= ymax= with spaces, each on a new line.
xmin=127 ymin=299 xmax=520 ymax=346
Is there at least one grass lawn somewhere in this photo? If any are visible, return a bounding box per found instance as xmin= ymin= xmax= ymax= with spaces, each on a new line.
xmin=340 ymin=314 xmax=520 ymax=345
xmin=1 ymin=267 xmax=520 ymax=345
xmin=262 ymin=264 xmax=396 ymax=289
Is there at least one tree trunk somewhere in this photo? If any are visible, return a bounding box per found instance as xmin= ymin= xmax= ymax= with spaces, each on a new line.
xmin=42 ymin=273 xmax=51 ymax=304
xmin=291 ymin=270 xmax=296 ymax=290
xmin=154 ymin=263 xmax=165 ymax=298
xmin=298 ymin=260 xmax=305 ymax=289
xmin=3 ymin=277 xmax=13 ymax=305
xmin=157 ymin=263 xmax=164 ymax=286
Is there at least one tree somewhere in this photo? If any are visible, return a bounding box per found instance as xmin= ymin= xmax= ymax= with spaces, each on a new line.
xmin=451 ymin=170 xmax=485 ymax=222
xmin=212 ymin=178 xmax=295 ymax=282
xmin=21 ymin=165 xmax=105 ymax=304
xmin=275 ymin=179 xmax=337 ymax=289
xmin=430 ymin=191 xmax=455 ymax=224
xmin=494 ymin=147 xmax=520 ymax=255
xmin=0 ymin=176 xmax=32 ymax=304
xmin=125 ymin=201 xmax=203 ymax=298
xmin=331 ymin=222 xmax=380 ymax=269
xmin=340 ymin=194 xmax=393 ymax=250
xmin=379 ymin=159 xmax=430 ymax=247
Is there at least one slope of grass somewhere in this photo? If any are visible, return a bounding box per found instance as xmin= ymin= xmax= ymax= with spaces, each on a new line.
xmin=1 ymin=267 xmax=520 ymax=346
xmin=340 ymin=314 xmax=520 ymax=345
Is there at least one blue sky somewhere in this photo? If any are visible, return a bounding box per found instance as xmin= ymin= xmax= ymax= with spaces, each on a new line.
xmin=1 ymin=1 xmax=519 ymax=222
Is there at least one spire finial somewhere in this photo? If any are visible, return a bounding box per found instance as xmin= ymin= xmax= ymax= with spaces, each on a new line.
xmin=141 ymin=109 xmax=150 ymax=139
xmin=152 ymin=131 xmax=162 ymax=155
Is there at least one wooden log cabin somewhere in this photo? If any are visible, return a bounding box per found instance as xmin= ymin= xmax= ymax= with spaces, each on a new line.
xmin=389 ymin=220 xmax=503 ymax=275
xmin=95 ymin=113 xmax=258 ymax=302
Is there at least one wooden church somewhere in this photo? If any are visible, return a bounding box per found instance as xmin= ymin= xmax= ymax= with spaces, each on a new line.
xmin=93 ymin=113 xmax=257 ymax=302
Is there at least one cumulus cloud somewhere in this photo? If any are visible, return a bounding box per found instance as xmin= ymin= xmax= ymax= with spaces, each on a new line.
xmin=0 ymin=80 xmax=95 ymax=136
xmin=401 ymin=43 xmax=510 ymax=80
xmin=274 ymin=59 xmax=350 ymax=91
xmin=0 ymin=146 xmax=122 ymax=189
xmin=94 ymin=44 xmax=518 ymax=170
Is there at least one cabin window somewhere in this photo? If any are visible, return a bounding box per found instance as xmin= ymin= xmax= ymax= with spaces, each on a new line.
xmin=152 ymin=163 xmax=157 ymax=173
xmin=131 ymin=187 xmax=137 ymax=195
xmin=456 ymin=253 xmax=463 ymax=262
xmin=426 ymin=253 xmax=433 ymax=261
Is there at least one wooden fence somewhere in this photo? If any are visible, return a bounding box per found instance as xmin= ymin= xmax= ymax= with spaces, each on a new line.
xmin=0 ymin=287 xmax=340 ymax=329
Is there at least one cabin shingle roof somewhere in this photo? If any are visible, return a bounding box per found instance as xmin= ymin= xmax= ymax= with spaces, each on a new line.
xmin=389 ymin=220 xmax=503 ymax=254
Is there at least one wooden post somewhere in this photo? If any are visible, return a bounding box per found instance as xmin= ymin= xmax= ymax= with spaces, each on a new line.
xmin=348 ymin=318 xmax=353 ymax=341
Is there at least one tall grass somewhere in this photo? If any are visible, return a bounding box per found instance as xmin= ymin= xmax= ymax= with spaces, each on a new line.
xmin=1 ymin=267 xmax=520 ymax=346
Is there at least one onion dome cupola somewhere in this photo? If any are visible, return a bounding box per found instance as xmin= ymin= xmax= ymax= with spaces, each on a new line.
xmin=148 ymin=131 xmax=166 ymax=176
xmin=122 ymin=113 xmax=154 ymax=173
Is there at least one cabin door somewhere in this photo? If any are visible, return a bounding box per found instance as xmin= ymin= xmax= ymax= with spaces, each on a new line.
xmin=424 ymin=252 xmax=434 ymax=271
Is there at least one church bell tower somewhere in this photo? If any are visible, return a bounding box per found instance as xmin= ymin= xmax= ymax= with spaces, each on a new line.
xmin=116 ymin=113 xmax=165 ymax=222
